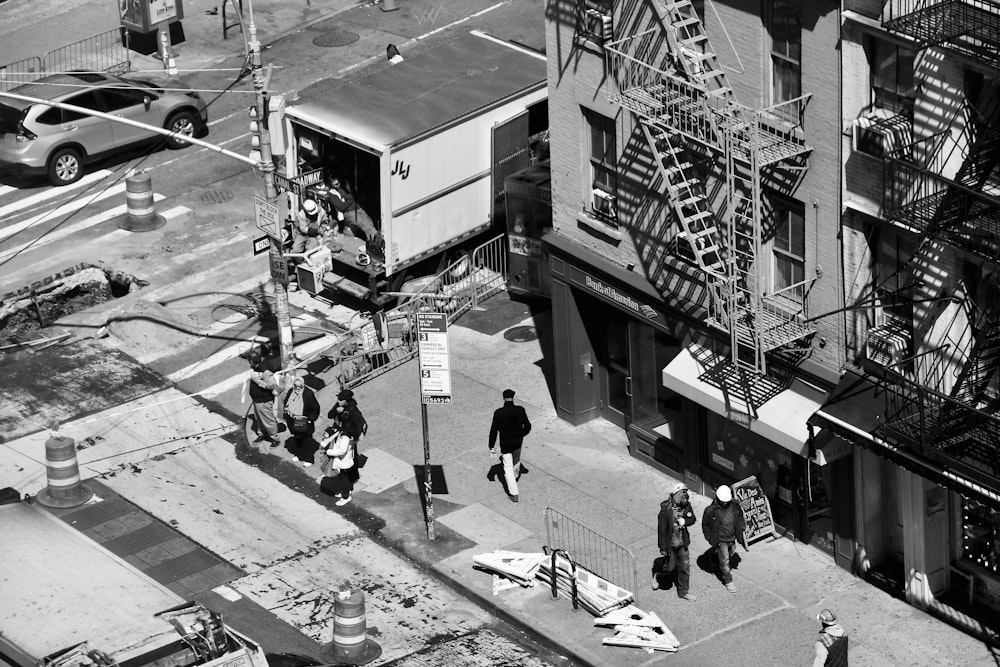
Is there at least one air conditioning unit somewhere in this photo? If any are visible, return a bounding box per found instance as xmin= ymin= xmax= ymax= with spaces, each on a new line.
xmin=585 ymin=9 xmax=613 ymax=41
xmin=592 ymin=188 xmax=618 ymax=222
xmin=851 ymin=110 xmax=911 ymax=158
xmin=866 ymin=324 xmax=912 ymax=368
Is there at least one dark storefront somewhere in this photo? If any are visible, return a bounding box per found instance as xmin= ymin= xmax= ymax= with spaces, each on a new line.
xmin=545 ymin=233 xmax=850 ymax=566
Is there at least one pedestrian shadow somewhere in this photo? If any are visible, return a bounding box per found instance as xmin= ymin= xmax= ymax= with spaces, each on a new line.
xmin=651 ymin=554 xmax=676 ymax=592
xmin=696 ymin=547 xmax=742 ymax=581
xmin=485 ymin=462 xmax=531 ymax=496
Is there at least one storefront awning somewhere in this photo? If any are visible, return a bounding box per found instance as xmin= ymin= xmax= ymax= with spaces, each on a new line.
xmin=662 ymin=344 xmax=828 ymax=456
xmin=808 ymin=370 xmax=1000 ymax=507
xmin=811 ymin=430 xmax=853 ymax=466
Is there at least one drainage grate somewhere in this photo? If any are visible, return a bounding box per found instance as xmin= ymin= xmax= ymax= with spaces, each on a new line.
xmin=200 ymin=190 xmax=234 ymax=204
xmin=313 ymin=30 xmax=360 ymax=47
xmin=503 ymin=326 xmax=538 ymax=342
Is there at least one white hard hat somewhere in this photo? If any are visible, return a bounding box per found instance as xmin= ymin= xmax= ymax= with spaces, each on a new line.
xmin=716 ymin=485 xmax=732 ymax=503
xmin=303 ymin=199 xmax=318 ymax=214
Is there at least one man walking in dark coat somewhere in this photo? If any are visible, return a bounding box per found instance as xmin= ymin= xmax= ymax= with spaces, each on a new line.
xmin=702 ymin=484 xmax=748 ymax=592
xmin=488 ymin=389 xmax=531 ymax=502
xmin=653 ymin=482 xmax=698 ymax=600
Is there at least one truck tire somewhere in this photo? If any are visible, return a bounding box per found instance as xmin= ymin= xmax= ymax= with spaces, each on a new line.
xmin=447 ymin=249 xmax=472 ymax=279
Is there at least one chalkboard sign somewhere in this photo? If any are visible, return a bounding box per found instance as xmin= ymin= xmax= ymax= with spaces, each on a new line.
xmin=732 ymin=475 xmax=776 ymax=544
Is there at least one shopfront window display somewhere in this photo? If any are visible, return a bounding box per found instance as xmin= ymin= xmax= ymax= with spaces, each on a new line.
xmin=963 ymin=498 xmax=1000 ymax=574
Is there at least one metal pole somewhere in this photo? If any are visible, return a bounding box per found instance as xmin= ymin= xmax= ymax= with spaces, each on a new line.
xmin=422 ymin=401 xmax=435 ymax=540
xmin=247 ymin=13 xmax=294 ymax=371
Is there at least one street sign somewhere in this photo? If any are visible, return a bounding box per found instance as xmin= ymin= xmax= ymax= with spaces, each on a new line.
xmin=273 ymin=169 xmax=324 ymax=197
xmin=416 ymin=312 xmax=451 ymax=404
xmin=254 ymin=195 xmax=281 ymax=240
xmin=252 ymin=235 xmax=270 ymax=256
xmin=270 ymin=255 xmax=289 ymax=285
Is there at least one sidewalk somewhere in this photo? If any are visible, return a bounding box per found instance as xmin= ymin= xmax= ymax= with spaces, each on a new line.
xmin=242 ymin=293 xmax=999 ymax=667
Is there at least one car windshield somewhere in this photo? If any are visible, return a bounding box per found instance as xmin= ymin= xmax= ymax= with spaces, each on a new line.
xmin=0 ymin=103 xmax=27 ymax=133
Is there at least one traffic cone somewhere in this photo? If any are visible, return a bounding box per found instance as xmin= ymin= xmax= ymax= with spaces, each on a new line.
xmin=36 ymin=434 xmax=94 ymax=508
xmin=321 ymin=590 xmax=382 ymax=665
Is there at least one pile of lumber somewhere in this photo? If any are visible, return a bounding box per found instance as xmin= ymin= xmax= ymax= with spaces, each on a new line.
xmin=473 ymin=551 xmax=544 ymax=594
xmin=535 ymin=553 xmax=634 ymax=617
xmin=596 ymin=605 xmax=680 ymax=653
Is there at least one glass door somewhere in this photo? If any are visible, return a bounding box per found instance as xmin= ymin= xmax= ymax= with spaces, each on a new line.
xmin=603 ymin=318 xmax=630 ymax=428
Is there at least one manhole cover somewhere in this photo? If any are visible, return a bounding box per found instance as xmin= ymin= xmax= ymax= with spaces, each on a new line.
xmin=313 ymin=30 xmax=360 ymax=47
xmin=504 ymin=326 xmax=537 ymax=342
xmin=200 ymin=190 xmax=234 ymax=204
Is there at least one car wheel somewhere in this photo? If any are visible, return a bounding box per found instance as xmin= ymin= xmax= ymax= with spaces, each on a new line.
xmin=165 ymin=111 xmax=197 ymax=149
xmin=47 ymin=147 xmax=84 ymax=186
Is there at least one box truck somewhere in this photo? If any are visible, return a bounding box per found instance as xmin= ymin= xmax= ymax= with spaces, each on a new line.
xmin=279 ymin=30 xmax=548 ymax=306
xmin=0 ymin=498 xmax=268 ymax=667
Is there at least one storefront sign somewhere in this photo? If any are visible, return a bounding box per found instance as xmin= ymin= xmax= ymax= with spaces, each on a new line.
xmin=733 ymin=475 xmax=777 ymax=545
xmin=568 ymin=266 xmax=667 ymax=327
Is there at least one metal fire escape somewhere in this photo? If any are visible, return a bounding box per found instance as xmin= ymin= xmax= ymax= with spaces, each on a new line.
xmin=605 ymin=0 xmax=814 ymax=418
xmin=878 ymin=0 xmax=1000 ymax=483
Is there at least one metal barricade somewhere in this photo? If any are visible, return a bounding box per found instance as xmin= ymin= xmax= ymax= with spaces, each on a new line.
xmin=0 ymin=57 xmax=44 ymax=92
xmin=544 ymin=507 xmax=640 ymax=604
xmin=42 ymin=28 xmax=132 ymax=76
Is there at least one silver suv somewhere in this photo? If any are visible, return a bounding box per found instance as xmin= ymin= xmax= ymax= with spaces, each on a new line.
xmin=0 ymin=72 xmax=209 ymax=186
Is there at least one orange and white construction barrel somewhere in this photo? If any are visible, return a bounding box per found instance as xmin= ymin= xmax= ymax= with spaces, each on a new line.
xmin=322 ymin=589 xmax=382 ymax=665
xmin=36 ymin=434 xmax=94 ymax=508
xmin=119 ymin=171 xmax=164 ymax=231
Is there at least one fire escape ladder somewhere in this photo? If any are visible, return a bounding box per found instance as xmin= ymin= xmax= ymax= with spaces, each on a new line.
xmin=642 ymin=122 xmax=726 ymax=277
xmin=658 ymin=0 xmax=733 ymax=98
xmin=951 ymin=309 xmax=1000 ymax=409
xmin=958 ymin=91 xmax=1000 ymax=192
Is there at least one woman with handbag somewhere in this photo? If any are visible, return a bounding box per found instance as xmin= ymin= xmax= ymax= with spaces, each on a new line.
xmin=318 ymin=426 xmax=356 ymax=506
xmin=282 ymin=375 xmax=321 ymax=466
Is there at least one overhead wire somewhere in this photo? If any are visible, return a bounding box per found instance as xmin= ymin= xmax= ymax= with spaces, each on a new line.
xmin=0 ymin=61 xmax=253 ymax=269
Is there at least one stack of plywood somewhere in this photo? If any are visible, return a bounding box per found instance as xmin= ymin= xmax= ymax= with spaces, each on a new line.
xmin=473 ymin=550 xmax=545 ymax=593
xmin=595 ymin=605 xmax=680 ymax=653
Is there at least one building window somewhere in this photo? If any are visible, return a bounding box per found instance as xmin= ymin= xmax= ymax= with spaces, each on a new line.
xmin=772 ymin=200 xmax=805 ymax=295
xmin=963 ymin=498 xmax=1000 ymax=574
xmin=867 ymin=36 xmax=915 ymax=117
xmin=576 ymin=0 xmax=613 ymax=43
xmin=584 ymin=108 xmax=618 ymax=226
xmin=769 ymin=0 xmax=801 ymax=107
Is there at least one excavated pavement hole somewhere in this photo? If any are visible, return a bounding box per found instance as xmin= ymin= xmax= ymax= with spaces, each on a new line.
xmin=0 ymin=263 xmax=147 ymax=343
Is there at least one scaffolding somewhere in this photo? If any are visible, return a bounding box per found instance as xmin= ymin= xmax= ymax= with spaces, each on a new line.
xmin=604 ymin=0 xmax=814 ymax=417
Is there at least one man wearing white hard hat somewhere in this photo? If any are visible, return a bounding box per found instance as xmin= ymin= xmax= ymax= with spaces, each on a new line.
xmin=701 ymin=484 xmax=748 ymax=593
xmin=292 ymin=198 xmax=327 ymax=254
xmin=812 ymin=608 xmax=848 ymax=666
xmin=653 ymin=481 xmax=697 ymax=600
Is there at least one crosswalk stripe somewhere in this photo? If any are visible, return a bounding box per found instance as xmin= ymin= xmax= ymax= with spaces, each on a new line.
xmin=198 ymin=333 xmax=338 ymax=399
xmin=169 ymin=315 xmax=318 ymax=382
xmin=0 ymin=181 xmax=129 ymax=244
xmin=0 ymin=195 xmax=170 ymax=260
xmin=0 ymin=170 xmax=114 ymax=224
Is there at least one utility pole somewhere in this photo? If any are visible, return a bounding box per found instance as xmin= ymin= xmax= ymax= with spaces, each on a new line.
xmin=246 ymin=9 xmax=294 ymax=371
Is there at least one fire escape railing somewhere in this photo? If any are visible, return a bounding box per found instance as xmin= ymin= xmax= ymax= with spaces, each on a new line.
xmin=883 ymin=132 xmax=1000 ymax=261
xmin=876 ymin=363 xmax=1000 ymax=489
xmin=883 ymin=0 xmax=1000 ymax=69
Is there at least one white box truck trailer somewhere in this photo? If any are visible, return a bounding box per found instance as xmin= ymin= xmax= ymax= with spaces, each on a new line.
xmin=0 ymin=499 xmax=269 ymax=667
xmin=280 ymin=30 xmax=548 ymax=305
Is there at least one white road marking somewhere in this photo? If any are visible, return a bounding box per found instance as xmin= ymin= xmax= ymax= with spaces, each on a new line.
xmin=169 ymin=315 xmax=318 ymax=382
xmin=0 ymin=196 xmax=172 ymax=260
xmin=0 ymin=170 xmax=115 ymax=225
xmin=0 ymin=181 xmax=128 ymax=244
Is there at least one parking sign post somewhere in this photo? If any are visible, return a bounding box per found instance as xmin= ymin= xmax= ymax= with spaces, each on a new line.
xmin=416 ymin=313 xmax=452 ymax=541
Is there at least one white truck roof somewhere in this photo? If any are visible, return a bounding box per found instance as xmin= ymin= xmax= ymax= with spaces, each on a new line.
xmin=286 ymin=30 xmax=547 ymax=151
xmin=0 ymin=502 xmax=183 ymax=664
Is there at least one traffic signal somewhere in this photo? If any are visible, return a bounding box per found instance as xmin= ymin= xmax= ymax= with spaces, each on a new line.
xmin=248 ymin=105 xmax=262 ymax=163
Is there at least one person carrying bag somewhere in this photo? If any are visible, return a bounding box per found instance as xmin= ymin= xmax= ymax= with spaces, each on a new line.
xmin=318 ymin=427 xmax=355 ymax=507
